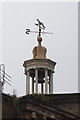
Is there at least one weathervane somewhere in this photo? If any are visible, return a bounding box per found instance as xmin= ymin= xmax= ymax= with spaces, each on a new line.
xmin=26 ymin=19 xmax=53 ymax=37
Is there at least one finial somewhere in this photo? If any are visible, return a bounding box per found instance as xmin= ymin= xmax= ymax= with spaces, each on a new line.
xmin=25 ymin=20 xmax=54 ymax=59
xmin=37 ymin=36 xmax=42 ymax=46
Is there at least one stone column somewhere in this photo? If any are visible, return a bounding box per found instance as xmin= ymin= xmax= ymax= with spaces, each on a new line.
xmin=35 ymin=69 xmax=38 ymax=93
xmin=26 ymin=71 xmax=30 ymax=94
xmin=41 ymin=83 xmax=43 ymax=94
xmin=32 ymin=77 xmax=34 ymax=94
xmin=45 ymin=69 xmax=48 ymax=94
xmin=49 ymin=71 xmax=53 ymax=94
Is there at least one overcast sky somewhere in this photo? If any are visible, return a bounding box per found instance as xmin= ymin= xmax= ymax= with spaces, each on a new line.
xmin=0 ymin=2 xmax=78 ymax=96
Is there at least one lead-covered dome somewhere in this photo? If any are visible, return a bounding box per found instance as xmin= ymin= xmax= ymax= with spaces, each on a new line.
xmin=32 ymin=37 xmax=47 ymax=59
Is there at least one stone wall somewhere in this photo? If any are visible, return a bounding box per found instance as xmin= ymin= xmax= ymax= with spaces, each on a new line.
xmin=45 ymin=93 xmax=80 ymax=116
xmin=2 ymin=93 xmax=80 ymax=119
xmin=2 ymin=93 xmax=16 ymax=118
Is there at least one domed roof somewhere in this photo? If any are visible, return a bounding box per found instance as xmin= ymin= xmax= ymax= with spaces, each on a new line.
xmin=32 ymin=37 xmax=47 ymax=59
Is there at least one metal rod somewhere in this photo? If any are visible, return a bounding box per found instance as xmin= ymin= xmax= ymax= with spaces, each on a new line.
xmin=0 ymin=76 xmax=11 ymax=86
xmin=0 ymin=73 xmax=11 ymax=82
xmin=0 ymin=68 xmax=11 ymax=78
xmin=28 ymin=30 xmax=53 ymax=34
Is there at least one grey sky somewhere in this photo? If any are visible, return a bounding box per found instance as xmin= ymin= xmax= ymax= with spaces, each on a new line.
xmin=1 ymin=2 xmax=78 ymax=96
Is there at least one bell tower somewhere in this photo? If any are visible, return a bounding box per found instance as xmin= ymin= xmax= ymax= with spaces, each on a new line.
xmin=23 ymin=19 xmax=56 ymax=94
